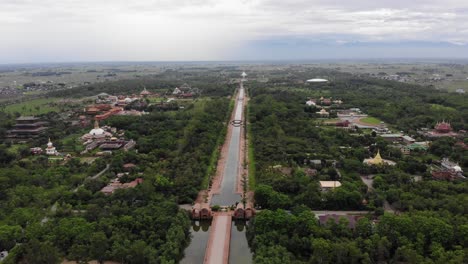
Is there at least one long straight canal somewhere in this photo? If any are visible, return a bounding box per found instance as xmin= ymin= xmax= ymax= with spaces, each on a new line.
xmin=211 ymin=82 xmax=245 ymax=206
xmin=181 ymin=81 xmax=252 ymax=264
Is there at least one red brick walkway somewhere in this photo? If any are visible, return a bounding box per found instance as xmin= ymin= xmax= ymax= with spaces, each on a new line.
xmin=204 ymin=212 xmax=232 ymax=264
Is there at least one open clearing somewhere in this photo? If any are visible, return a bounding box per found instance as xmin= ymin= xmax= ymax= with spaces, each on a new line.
xmin=4 ymin=98 xmax=59 ymax=115
xmin=360 ymin=116 xmax=382 ymax=125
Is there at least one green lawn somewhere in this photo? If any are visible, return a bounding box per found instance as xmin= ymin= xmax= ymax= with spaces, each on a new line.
xmin=430 ymin=104 xmax=457 ymax=112
xmin=360 ymin=116 xmax=382 ymax=125
xmin=4 ymin=98 xmax=60 ymax=115
xmin=148 ymin=97 xmax=166 ymax=103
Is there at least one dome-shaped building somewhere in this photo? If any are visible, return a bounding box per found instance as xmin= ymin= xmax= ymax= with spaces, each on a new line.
xmin=89 ymin=120 xmax=105 ymax=136
xmin=363 ymin=150 xmax=396 ymax=166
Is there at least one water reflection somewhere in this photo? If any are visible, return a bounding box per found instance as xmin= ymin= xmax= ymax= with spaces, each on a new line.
xmin=180 ymin=220 xmax=212 ymax=264
xmin=229 ymin=220 xmax=253 ymax=264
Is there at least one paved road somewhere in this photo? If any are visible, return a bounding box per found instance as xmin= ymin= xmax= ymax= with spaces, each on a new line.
xmin=211 ymin=83 xmax=244 ymax=206
xmin=360 ymin=176 xmax=374 ymax=191
xmin=204 ymin=215 xmax=231 ymax=264
xmin=360 ymin=175 xmax=396 ymax=213
xmin=73 ymin=164 xmax=110 ymax=192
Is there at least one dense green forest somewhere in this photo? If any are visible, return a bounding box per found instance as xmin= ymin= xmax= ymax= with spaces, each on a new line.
xmin=48 ymin=72 xmax=237 ymax=98
xmin=0 ymin=88 xmax=231 ymax=262
xmin=247 ymin=209 xmax=467 ymax=264
xmin=1 ymin=65 xmax=467 ymax=263
xmin=246 ymin=73 xmax=467 ymax=262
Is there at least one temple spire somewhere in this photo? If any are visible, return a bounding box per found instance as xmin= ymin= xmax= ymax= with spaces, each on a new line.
xmin=94 ymin=119 xmax=99 ymax=129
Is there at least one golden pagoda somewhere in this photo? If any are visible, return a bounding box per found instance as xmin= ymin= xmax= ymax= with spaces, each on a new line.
xmin=371 ymin=150 xmax=384 ymax=165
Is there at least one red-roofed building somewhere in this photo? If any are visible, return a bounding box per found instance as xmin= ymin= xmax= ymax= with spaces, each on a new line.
xmin=123 ymin=163 xmax=136 ymax=171
xmin=435 ymin=121 xmax=452 ymax=133
xmin=100 ymin=178 xmax=143 ymax=195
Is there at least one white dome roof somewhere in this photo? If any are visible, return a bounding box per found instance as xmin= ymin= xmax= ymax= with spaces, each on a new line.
xmin=453 ymin=165 xmax=462 ymax=172
xmin=89 ymin=128 xmax=105 ymax=135
xmin=307 ymin=78 xmax=328 ymax=83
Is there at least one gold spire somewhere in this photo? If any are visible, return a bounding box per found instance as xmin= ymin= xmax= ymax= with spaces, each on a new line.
xmin=372 ymin=150 xmax=383 ymax=165
xmin=94 ymin=119 xmax=99 ymax=129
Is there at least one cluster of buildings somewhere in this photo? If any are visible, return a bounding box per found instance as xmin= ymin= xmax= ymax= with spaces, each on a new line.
xmin=306 ymin=97 xmax=343 ymax=107
xmin=80 ymin=120 xmax=136 ymax=154
xmin=431 ymin=158 xmax=465 ymax=181
xmin=306 ymin=97 xmax=344 ymax=119
xmin=172 ymin=83 xmax=196 ymax=98
xmin=85 ymin=88 xmax=153 ymax=121
xmin=379 ymin=74 xmax=409 ymax=83
xmin=100 ymin=176 xmax=144 ymax=195
xmin=30 ymin=138 xmax=60 ymax=156
xmin=418 ymin=121 xmax=464 ymax=138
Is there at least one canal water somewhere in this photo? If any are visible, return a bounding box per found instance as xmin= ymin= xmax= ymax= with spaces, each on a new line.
xmin=229 ymin=220 xmax=253 ymax=264
xmin=180 ymin=221 xmax=211 ymax=264
xmin=181 ymin=82 xmax=252 ymax=264
xmin=211 ymin=84 xmax=244 ymax=206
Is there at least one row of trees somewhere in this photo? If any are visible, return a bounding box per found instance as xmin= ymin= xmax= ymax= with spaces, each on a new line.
xmin=248 ymin=209 xmax=467 ymax=263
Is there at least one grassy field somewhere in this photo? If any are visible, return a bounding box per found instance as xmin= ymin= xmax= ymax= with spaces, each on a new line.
xmin=3 ymin=98 xmax=60 ymax=115
xmin=430 ymin=104 xmax=457 ymax=112
xmin=360 ymin=116 xmax=382 ymax=125
xmin=148 ymin=97 xmax=166 ymax=103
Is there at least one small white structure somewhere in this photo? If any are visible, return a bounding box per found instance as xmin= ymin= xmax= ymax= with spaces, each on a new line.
xmin=241 ymin=71 xmax=248 ymax=82
xmin=0 ymin=251 xmax=8 ymax=261
xmin=455 ymin=89 xmax=465 ymax=94
xmin=316 ymin=108 xmax=329 ymax=117
xmin=441 ymin=158 xmax=463 ymax=173
xmin=306 ymin=78 xmax=328 ymax=83
xmin=46 ymin=138 xmax=58 ymax=156
xmin=173 ymin=87 xmax=182 ymax=95
xmin=306 ymin=99 xmax=316 ymax=106
xmin=319 ymin=181 xmax=341 ymax=192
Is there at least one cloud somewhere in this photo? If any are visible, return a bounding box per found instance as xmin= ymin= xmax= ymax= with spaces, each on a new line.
xmin=0 ymin=0 xmax=467 ymax=62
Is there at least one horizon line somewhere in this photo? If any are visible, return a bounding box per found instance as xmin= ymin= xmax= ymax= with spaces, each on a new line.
xmin=2 ymin=57 xmax=468 ymax=66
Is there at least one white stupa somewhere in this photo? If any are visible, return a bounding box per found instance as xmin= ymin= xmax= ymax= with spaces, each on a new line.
xmin=241 ymin=72 xmax=247 ymax=81
xmin=46 ymin=138 xmax=58 ymax=155
xmin=89 ymin=120 xmax=105 ymax=136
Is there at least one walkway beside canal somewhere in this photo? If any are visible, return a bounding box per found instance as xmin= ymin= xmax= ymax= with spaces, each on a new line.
xmin=203 ymin=212 xmax=232 ymax=264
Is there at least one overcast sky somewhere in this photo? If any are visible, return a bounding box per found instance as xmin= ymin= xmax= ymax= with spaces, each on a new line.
xmin=1 ymin=0 xmax=468 ymax=63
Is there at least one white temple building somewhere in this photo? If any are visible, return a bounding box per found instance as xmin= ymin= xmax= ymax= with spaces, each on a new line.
xmin=81 ymin=120 xmax=112 ymax=141
xmin=241 ymin=72 xmax=247 ymax=81
xmin=46 ymin=138 xmax=59 ymax=155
